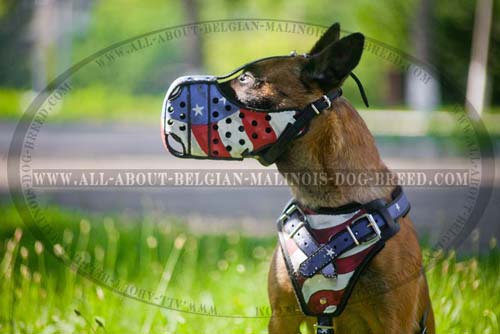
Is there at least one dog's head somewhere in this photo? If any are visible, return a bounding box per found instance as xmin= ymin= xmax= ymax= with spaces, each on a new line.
xmin=222 ymin=23 xmax=364 ymax=112
xmin=163 ymin=22 xmax=370 ymax=169
xmin=220 ymin=23 xmax=369 ymax=169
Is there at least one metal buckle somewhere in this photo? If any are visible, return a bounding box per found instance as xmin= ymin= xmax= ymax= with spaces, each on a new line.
xmin=313 ymin=323 xmax=334 ymax=330
xmin=278 ymin=203 xmax=307 ymax=223
xmin=310 ymin=95 xmax=332 ymax=115
xmin=278 ymin=204 xmax=308 ymax=239
xmin=322 ymin=95 xmax=332 ymax=108
xmin=349 ymin=213 xmax=382 ymax=245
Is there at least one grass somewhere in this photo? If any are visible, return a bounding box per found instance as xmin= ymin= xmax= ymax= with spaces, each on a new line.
xmin=0 ymin=204 xmax=499 ymax=333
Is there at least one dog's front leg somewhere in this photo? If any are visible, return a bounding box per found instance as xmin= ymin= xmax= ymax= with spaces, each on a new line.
xmin=267 ymin=245 xmax=306 ymax=334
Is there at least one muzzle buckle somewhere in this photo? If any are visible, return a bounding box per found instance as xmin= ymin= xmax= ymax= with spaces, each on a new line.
xmin=323 ymin=95 xmax=332 ymax=108
xmin=311 ymin=95 xmax=332 ymax=115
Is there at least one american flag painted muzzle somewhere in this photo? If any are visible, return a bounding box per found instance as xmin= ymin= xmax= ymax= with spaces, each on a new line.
xmin=161 ymin=54 xmax=347 ymax=166
xmin=162 ymin=74 xmax=298 ymax=164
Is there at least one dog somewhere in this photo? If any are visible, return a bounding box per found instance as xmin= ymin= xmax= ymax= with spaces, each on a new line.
xmin=222 ymin=23 xmax=434 ymax=334
xmin=162 ymin=22 xmax=435 ymax=334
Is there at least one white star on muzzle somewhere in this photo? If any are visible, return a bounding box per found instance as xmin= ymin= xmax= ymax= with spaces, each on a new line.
xmin=193 ymin=104 xmax=204 ymax=116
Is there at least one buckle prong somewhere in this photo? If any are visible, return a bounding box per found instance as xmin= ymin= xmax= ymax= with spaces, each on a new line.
xmin=350 ymin=213 xmax=382 ymax=245
xmin=346 ymin=225 xmax=360 ymax=246
xmin=366 ymin=214 xmax=381 ymax=237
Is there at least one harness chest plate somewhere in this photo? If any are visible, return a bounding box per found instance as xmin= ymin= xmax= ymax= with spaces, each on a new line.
xmin=276 ymin=187 xmax=409 ymax=317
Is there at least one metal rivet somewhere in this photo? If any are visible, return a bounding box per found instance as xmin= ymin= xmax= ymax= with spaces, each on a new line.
xmin=320 ymin=297 xmax=327 ymax=305
xmin=167 ymin=119 xmax=174 ymax=125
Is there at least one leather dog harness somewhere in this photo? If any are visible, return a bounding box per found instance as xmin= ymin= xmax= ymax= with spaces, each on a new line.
xmin=277 ymin=187 xmax=429 ymax=333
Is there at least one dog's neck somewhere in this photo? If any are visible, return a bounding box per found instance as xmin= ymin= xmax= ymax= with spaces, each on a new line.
xmin=276 ymin=98 xmax=395 ymax=210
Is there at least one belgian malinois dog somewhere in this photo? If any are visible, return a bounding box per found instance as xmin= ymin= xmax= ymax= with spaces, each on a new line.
xmin=163 ymin=22 xmax=434 ymax=334
xmin=222 ymin=23 xmax=434 ymax=334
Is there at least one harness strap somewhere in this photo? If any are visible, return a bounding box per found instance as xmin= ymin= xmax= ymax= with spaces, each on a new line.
xmin=315 ymin=315 xmax=334 ymax=334
xmin=299 ymin=187 xmax=409 ymax=278
xmin=314 ymin=303 xmax=429 ymax=334
xmin=280 ymin=202 xmax=336 ymax=277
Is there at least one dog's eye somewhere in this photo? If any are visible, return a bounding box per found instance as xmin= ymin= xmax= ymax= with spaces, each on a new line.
xmin=238 ymin=72 xmax=254 ymax=85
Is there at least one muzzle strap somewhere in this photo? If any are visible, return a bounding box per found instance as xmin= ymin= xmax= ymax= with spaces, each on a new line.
xmin=350 ymin=72 xmax=369 ymax=107
xmin=257 ymin=89 xmax=342 ymax=166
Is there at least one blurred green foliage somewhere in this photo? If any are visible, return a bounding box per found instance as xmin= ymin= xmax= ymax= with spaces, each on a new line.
xmin=0 ymin=0 xmax=498 ymax=120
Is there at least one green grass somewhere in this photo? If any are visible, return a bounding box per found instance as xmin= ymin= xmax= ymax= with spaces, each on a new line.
xmin=0 ymin=204 xmax=499 ymax=333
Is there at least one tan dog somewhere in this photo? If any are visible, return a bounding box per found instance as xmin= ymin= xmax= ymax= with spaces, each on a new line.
xmin=223 ymin=23 xmax=435 ymax=334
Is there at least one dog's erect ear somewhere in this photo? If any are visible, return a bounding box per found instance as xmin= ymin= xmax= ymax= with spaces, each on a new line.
xmin=302 ymin=32 xmax=365 ymax=91
xmin=309 ymin=22 xmax=341 ymax=55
